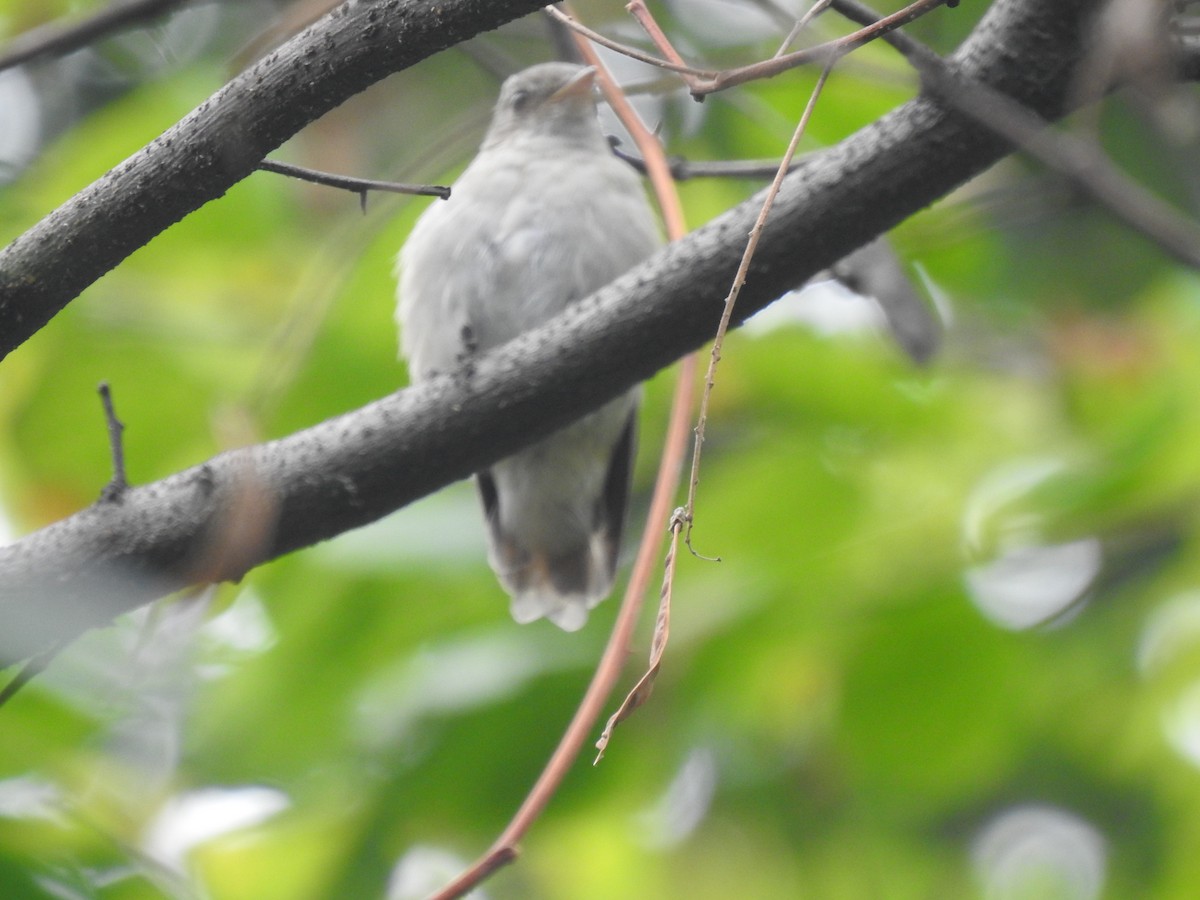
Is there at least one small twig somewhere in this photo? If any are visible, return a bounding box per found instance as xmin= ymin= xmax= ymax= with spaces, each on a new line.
xmin=828 ymin=0 xmax=942 ymax=56
xmin=0 ymin=641 xmax=64 ymax=709
xmin=685 ymin=62 xmax=835 ymax=553
xmin=776 ymin=0 xmax=835 ymax=57
xmin=0 ymin=0 xmax=193 ymax=73
xmin=625 ymin=0 xmax=692 ymax=73
xmin=698 ymin=0 xmax=952 ymax=94
xmin=554 ymin=0 xmax=951 ymax=97
xmin=257 ymin=159 xmax=450 ymax=213
xmin=611 ymin=144 xmax=788 ymax=181
xmin=626 ymin=0 xmax=952 ymax=95
xmin=543 ymin=6 xmax=716 ymax=79
xmin=98 ymin=381 xmax=128 ymax=502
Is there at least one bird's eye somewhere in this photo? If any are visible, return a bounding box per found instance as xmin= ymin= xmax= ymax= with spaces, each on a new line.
xmin=510 ymin=88 xmax=534 ymax=112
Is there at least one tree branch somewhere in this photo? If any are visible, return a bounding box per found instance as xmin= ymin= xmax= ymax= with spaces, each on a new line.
xmin=0 ymin=0 xmax=196 ymax=73
xmin=0 ymin=0 xmax=549 ymax=362
xmin=0 ymin=0 xmax=1101 ymax=665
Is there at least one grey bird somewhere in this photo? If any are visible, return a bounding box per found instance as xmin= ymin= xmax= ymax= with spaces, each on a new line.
xmin=396 ymin=62 xmax=660 ymax=630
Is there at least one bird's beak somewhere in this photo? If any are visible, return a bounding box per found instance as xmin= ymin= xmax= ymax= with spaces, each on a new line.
xmin=548 ymin=66 xmax=597 ymax=104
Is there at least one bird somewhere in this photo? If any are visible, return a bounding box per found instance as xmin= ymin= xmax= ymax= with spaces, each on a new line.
xmin=395 ymin=62 xmax=661 ymax=631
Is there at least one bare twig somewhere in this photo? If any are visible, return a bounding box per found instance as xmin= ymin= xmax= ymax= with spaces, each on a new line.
xmin=426 ymin=30 xmax=697 ymax=900
xmin=0 ymin=0 xmax=194 ymax=73
xmin=611 ymin=145 xmax=788 ymax=181
xmin=624 ymin=0 xmax=693 ymax=74
xmin=701 ymin=0 xmax=952 ymax=93
xmin=828 ymin=0 xmax=948 ymax=56
xmin=542 ymin=5 xmax=714 ymax=78
xmin=626 ymin=0 xmax=953 ymax=95
xmin=551 ymin=0 xmax=948 ymax=99
xmin=776 ymin=0 xmax=835 ymax=57
xmin=98 ymin=381 xmax=128 ymax=502
xmin=257 ymin=159 xmax=450 ymax=212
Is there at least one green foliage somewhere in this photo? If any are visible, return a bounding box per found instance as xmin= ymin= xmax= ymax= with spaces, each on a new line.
xmin=4 ymin=2 xmax=1200 ymax=898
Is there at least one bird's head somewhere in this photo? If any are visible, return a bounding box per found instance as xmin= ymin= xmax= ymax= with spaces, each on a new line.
xmin=483 ymin=62 xmax=605 ymax=150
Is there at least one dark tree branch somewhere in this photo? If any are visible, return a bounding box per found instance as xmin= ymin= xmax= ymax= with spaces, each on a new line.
xmin=0 ymin=0 xmax=196 ymax=72
xmin=0 ymin=0 xmax=1100 ymax=665
xmin=0 ymin=0 xmax=549 ymax=362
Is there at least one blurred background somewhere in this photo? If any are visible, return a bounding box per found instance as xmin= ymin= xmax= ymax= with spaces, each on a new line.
xmin=3 ymin=0 xmax=1200 ymax=897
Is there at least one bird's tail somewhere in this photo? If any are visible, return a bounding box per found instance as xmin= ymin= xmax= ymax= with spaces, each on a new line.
xmin=494 ymin=532 xmax=617 ymax=631
xmin=476 ymin=410 xmax=635 ymax=631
